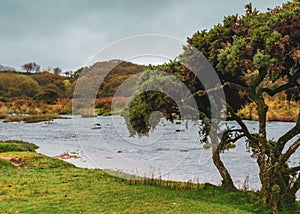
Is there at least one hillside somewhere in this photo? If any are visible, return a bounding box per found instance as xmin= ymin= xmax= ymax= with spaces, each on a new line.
xmin=0 ymin=59 xmax=298 ymax=121
xmin=0 ymin=61 xmax=146 ymax=118
xmin=0 ymin=56 xmax=298 ymax=121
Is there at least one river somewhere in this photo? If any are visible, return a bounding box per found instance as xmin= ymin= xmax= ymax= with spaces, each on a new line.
xmin=0 ymin=115 xmax=299 ymax=199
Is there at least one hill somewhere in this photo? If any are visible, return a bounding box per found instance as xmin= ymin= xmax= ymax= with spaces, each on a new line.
xmin=0 ymin=61 xmax=146 ymax=118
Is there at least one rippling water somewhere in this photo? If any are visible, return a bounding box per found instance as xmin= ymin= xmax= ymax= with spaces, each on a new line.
xmin=0 ymin=115 xmax=299 ymax=198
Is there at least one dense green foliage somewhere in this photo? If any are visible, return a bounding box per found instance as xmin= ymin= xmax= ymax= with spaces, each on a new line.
xmin=188 ymin=3 xmax=300 ymax=211
xmin=124 ymin=69 xmax=184 ymax=135
xmin=124 ymin=1 xmax=300 ymax=211
xmin=188 ymin=1 xmax=300 ymax=101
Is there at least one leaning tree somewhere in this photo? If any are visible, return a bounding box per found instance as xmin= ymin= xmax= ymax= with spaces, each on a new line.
xmin=124 ymin=1 xmax=300 ymax=212
xmin=187 ymin=2 xmax=300 ymax=211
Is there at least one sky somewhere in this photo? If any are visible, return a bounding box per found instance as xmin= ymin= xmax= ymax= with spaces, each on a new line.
xmin=0 ymin=0 xmax=288 ymax=71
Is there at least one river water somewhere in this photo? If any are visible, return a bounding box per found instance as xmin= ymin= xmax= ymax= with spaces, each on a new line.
xmin=0 ymin=115 xmax=299 ymax=198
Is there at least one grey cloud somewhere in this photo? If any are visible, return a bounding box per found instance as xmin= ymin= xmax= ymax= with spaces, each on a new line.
xmin=0 ymin=0 xmax=287 ymax=71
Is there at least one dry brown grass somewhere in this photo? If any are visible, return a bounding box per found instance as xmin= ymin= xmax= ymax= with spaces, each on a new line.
xmin=237 ymin=93 xmax=299 ymax=122
xmin=95 ymin=96 xmax=130 ymax=109
xmin=0 ymin=99 xmax=72 ymax=116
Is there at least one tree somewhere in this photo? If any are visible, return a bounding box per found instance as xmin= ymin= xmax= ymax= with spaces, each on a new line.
xmin=53 ymin=67 xmax=62 ymax=76
xmin=32 ymin=63 xmax=40 ymax=73
xmin=22 ymin=62 xmax=40 ymax=73
xmin=22 ymin=63 xmax=33 ymax=73
xmin=124 ymin=1 xmax=300 ymax=212
xmin=123 ymin=68 xmax=189 ymax=136
xmin=188 ymin=2 xmax=300 ymax=211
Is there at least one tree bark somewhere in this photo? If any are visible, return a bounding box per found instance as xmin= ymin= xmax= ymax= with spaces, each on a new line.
xmin=211 ymin=134 xmax=237 ymax=190
xmin=258 ymin=160 xmax=297 ymax=212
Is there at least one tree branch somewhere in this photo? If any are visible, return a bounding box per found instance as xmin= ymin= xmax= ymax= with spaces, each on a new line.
xmin=278 ymin=112 xmax=300 ymax=151
xmin=261 ymin=68 xmax=300 ymax=96
xmin=227 ymin=105 xmax=259 ymax=144
xmin=182 ymin=84 xmax=225 ymax=103
xmin=290 ymin=172 xmax=300 ymax=196
xmin=290 ymin=166 xmax=300 ymax=173
xmin=261 ymin=82 xmax=293 ymax=97
xmin=192 ymin=84 xmax=224 ymax=97
xmin=221 ymin=128 xmax=244 ymax=143
xmin=280 ymin=139 xmax=300 ymax=164
xmin=251 ymin=68 xmax=267 ymax=90
xmin=224 ymin=82 xmax=248 ymax=94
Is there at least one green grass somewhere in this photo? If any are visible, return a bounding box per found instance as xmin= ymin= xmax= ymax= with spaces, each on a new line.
xmin=0 ymin=152 xmax=75 ymax=169
xmin=0 ymin=140 xmax=38 ymax=153
xmin=0 ymin=140 xmax=298 ymax=213
xmin=0 ymin=167 xmax=265 ymax=214
xmin=0 ymin=159 xmax=15 ymax=169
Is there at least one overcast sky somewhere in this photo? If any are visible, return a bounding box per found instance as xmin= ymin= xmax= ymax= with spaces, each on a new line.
xmin=0 ymin=0 xmax=287 ymax=71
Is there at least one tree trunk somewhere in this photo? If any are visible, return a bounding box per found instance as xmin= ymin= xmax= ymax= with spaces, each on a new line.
xmin=212 ymin=145 xmax=236 ymax=189
xmin=211 ymin=134 xmax=236 ymax=190
xmin=258 ymin=155 xmax=297 ymax=212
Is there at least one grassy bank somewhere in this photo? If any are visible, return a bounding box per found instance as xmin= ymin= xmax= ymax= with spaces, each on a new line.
xmin=2 ymin=113 xmax=64 ymax=123
xmin=0 ymin=169 xmax=264 ymax=214
xmin=0 ymin=140 xmax=299 ymax=213
xmin=1 ymin=95 xmax=299 ymax=122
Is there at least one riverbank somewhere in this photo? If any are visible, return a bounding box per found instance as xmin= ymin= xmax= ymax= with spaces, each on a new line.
xmin=0 ymin=140 xmax=290 ymax=213
xmin=1 ymin=96 xmax=299 ymax=123
xmin=0 ymin=140 xmax=299 ymax=213
xmin=2 ymin=113 xmax=65 ymax=123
